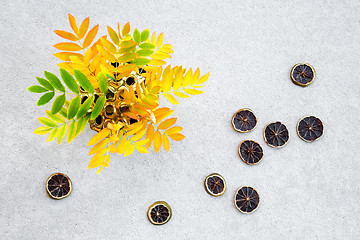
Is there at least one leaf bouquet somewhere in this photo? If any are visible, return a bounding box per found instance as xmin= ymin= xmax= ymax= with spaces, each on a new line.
xmin=29 ymin=14 xmax=209 ymax=174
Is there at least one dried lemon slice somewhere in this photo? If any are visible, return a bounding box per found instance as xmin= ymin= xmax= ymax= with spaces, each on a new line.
xmin=204 ymin=173 xmax=227 ymax=197
xmin=46 ymin=173 xmax=72 ymax=200
xmin=238 ymin=140 xmax=264 ymax=165
xmin=234 ymin=186 xmax=260 ymax=214
xmin=231 ymin=108 xmax=257 ymax=133
xmin=147 ymin=201 xmax=172 ymax=225
xmin=263 ymin=122 xmax=289 ymax=148
xmin=297 ymin=116 xmax=324 ymax=142
xmin=290 ymin=63 xmax=316 ymax=87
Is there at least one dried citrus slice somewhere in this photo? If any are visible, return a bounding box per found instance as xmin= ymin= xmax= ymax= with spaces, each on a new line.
xmin=46 ymin=173 xmax=72 ymax=200
xmin=290 ymin=63 xmax=315 ymax=87
xmin=231 ymin=108 xmax=257 ymax=133
xmin=297 ymin=116 xmax=324 ymax=142
xmin=147 ymin=201 xmax=172 ymax=225
xmin=234 ymin=186 xmax=260 ymax=214
xmin=204 ymin=173 xmax=226 ymax=197
xmin=238 ymin=140 xmax=263 ymax=165
xmin=263 ymin=122 xmax=289 ymax=148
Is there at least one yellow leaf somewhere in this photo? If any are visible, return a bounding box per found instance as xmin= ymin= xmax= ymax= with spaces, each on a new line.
xmin=157 ymin=118 xmax=177 ymax=130
xmin=197 ymin=72 xmax=210 ymax=85
xmin=154 ymin=108 xmax=174 ymax=124
xmin=191 ymin=68 xmax=200 ymax=86
xmin=34 ymin=126 xmax=52 ymax=135
xmin=122 ymin=22 xmax=130 ymax=37
xmin=107 ymin=26 xmax=119 ymax=45
xmin=89 ymin=139 xmax=109 ymax=155
xmin=145 ymin=124 xmax=155 ymax=149
xmin=67 ymin=120 xmax=77 ymax=143
xmin=78 ymin=17 xmax=89 ymax=39
xmin=151 ymin=32 xmax=156 ymax=44
xmin=173 ymin=69 xmax=183 ymax=90
xmin=88 ymin=155 xmax=106 ymax=169
xmin=151 ymin=51 xmax=171 ymax=60
xmin=174 ymin=91 xmax=190 ymax=98
xmin=47 ymin=127 xmax=58 ymax=142
xmin=54 ymin=30 xmax=77 ymax=41
xmin=54 ymin=42 xmax=82 ymax=51
xmin=162 ymin=134 xmax=170 ymax=152
xmin=149 ymin=59 xmax=166 ymax=66
xmin=164 ymin=126 xmax=183 ymax=135
xmin=157 ymin=33 xmax=163 ymax=48
xmin=131 ymin=128 xmax=146 ymax=141
xmin=168 ymin=133 xmax=185 ymax=141
xmin=183 ymin=68 xmax=193 ymax=87
xmin=109 ymin=134 xmax=119 ymax=143
xmin=124 ymin=144 xmax=135 ymax=157
xmin=68 ymin=13 xmax=78 ymax=34
xmin=57 ymin=124 xmax=67 ymax=145
xmin=117 ymin=138 xmax=130 ymax=154
xmin=183 ymin=88 xmax=203 ymax=95
xmin=54 ymin=52 xmax=84 ymax=61
xmin=83 ymin=24 xmax=99 ymax=49
xmin=97 ymin=44 xmax=116 ymax=62
xmin=153 ymin=131 xmax=162 ymax=153
xmin=109 ymin=145 xmax=117 ymax=153
xmin=96 ymin=167 xmax=103 ymax=174
xmin=90 ymin=148 xmax=107 ymax=164
xmin=70 ymin=55 xmax=83 ymax=65
xmin=163 ymin=93 xmax=179 ymax=105
xmin=100 ymin=37 xmax=117 ymax=54
xmin=162 ymin=68 xmax=173 ymax=92
xmin=88 ymin=128 xmax=111 ymax=146
xmin=136 ymin=144 xmax=149 ymax=153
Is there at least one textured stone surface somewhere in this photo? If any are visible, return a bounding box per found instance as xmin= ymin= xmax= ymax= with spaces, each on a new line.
xmin=1 ymin=0 xmax=360 ymax=239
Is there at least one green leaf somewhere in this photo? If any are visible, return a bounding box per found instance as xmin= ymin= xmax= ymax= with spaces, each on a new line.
xmin=60 ymin=68 xmax=79 ymax=94
xmin=67 ymin=96 xmax=81 ymax=119
xmin=51 ymin=94 xmax=66 ymax=114
xmin=34 ymin=126 xmax=52 ymax=135
xmin=36 ymin=77 xmax=54 ymax=91
xmin=76 ymin=95 xmax=94 ymax=119
xmin=59 ymin=107 xmax=68 ymax=119
xmin=140 ymin=29 xmax=149 ymax=42
xmin=38 ymin=117 xmax=57 ymax=127
xmin=74 ymin=69 xmax=94 ymax=93
xmin=28 ymin=85 xmax=48 ymax=93
xmin=139 ymin=43 xmax=155 ymax=49
xmin=57 ymin=123 xmax=67 ymax=144
xmin=98 ymin=72 xmax=108 ymax=94
xmin=75 ymin=114 xmax=90 ymax=137
xmin=90 ymin=95 xmax=106 ymax=120
xmin=133 ymin=28 xmax=141 ymax=44
xmin=137 ymin=49 xmax=154 ymax=57
xmin=67 ymin=120 xmax=77 ymax=143
xmin=44 ymin=71 xmax=65 ymax=92
xmin=46 ymin=110 xmax=65 ymax=123
xmin=130 ymin=58 xmax=151 ymax=66
xmin=37 ymin=92 xmax=55 ymax=106
xmin=47 ymin=127 xmax=59 ymax=142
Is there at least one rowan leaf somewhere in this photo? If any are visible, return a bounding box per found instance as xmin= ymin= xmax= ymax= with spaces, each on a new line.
xmin=53 ymin=42 xmax=82 ymax=51
xmin=75 ymin=114 xmax=90 ymax=137
xmin=47 ymin=127 xmax=59 ymax=142
xmin=137 ymin=49 xmax=154 ymax=57
xmin=107 ymin=26 xmax=119 ymax=45
xmin=118 ymin=53 xmax=138 ymax=63
xmin=36 ymin=77 xmax=54 ymax=91
xmin=83 ymin=24 xmax=99 ymax=49
xmin=191 ymin=68 xmax=200 ymax=86
xmin=90 ymin=95 xmax=106 ymax=120
xmin=73 ymin=69 xmax=94 ymax=93
xmin=136 ymin=144 xmax=149 ymax=153
xmin=78 ymin=17 xmax=89 ymax=39
xmin=54 ymin=30 xmax=77 ymax=41
xmin=141 ymin=29 xmax=149 ymax=42
xmin=124 ymin=144 xmax=135 ymax=157
xmin=46 ymin=110 xmax=65 ymax=123
xmin=183 ymin=68 xmax=193 ymax=87
xmin=145 ymin=124 xmax=155 ymax=149
xmin=76 ymin=95 xmax=94 ymax=119
xmin=44 ymin=71 xmax=65 ymax=92
xmin=51 ymin=94 xmax=66 ymax=114
xmin=117 ymin=137 xmax=130 ymax=154
xmin=157 ymin=118 xmax=177 ymax=130
xmin=97 ymin=44 xmax=116 ymax=62
xmin=153 ymin=130 xmax=162 ymax=153
xmin=38 ymin=117 xmax=57 ymax=127
xmin=164 ymin=126 xmax=183 ymax=135
xmin=168 ymin=133 xmax=185 ymax=141
xmin=88 ymin=155 xmax=106 ymax=169
xmin=34 ymin=126 xmax=52 ymax=135
xmin=59 ymin=68 xmax=79 ymax=93
xmin=98 ymin=72 xmax=108 ymax=94
xmin=100 ymin=38 xmax=116 ymax=54
xmin=89 ymin=139 xmax=109 ymax=155
xmin=57 ymin=123 xmax=67 ymax=144
xmin=133 ymin=28 xmax=141 ymax=43
xmin=139 ymin=43 xmax=155 ymax=49
xmin=174 ymin=91 xmax=190 ymax=98
xmin=68 ymin=13 xmax=78 ymax=34
xmin=162 ymin=134 xmax=170 ymax=152
xmin=28 ymin=85 xmax=48 ymax=93
xmin=53 ymin=52 xmax=84 ymax=61
xmin=67 ymin=95 xmax=81 ymax=119
xmin=163 ymin=93 xmax=179 ymax=105
xmin=122 ymin=22 xmax=130 ymax=36
xmin=183 ymin=88 xmax=203 ymax=95
xmin=157 ymin=33 xmax=163 ymax=48
xmin=197 ymin=72 xmax=210 ymax=85
xmin=130 ymin=58 xmax=151 ymax=66
xmin=37 ymin=92 xmax=55 ymax=106
xmin=88 ymin=128 xmax=111 ymax=146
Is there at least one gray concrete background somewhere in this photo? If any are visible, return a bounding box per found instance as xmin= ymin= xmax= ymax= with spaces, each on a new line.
xmin=1 ymin=0 xmax=359 ymax=239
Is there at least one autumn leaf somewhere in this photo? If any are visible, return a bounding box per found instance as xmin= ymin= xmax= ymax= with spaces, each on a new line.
xmin=54 ymin=42 xmax=82 ymax=51
xmin=54 ymin=30 xmax=77 ymax=41
xmin=153 ymin=130 xmax=162 ymax=153
xmin=83 ymin=24 xmax=99 ymax=49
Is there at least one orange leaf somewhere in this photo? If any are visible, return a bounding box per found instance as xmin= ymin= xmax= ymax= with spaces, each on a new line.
xmin=149 ymin=59 xmax=166 ymax=66
xmin=157 ymin=118 xmax=177 ymax=130
xmin=168 ymin=133 xmax=185 ymax=141
xmin=145 ymin=124 xmax=155 ymax=149
xmin=107 ymin=26 xmax=119 ymax=45
xmin=162 ymin=134 xmax=170 ymax=152
xmin=53 ymin=52 xmax=84 ymax=61
xmin=68 ymin=13 xmax=78 ymax=34
xmin=164 ymin=126 xmax=183 ymax=135
xmin=153 ymin=130 xmax=162 ymax=153
xmin=122 ymin=22 xmax=130 ymax=37
xmin=54 ymin=30 xmax=77 ymax=41
xmin=53 ymin=42 xmax=82 ymax=51
xmin=83 ymin=24 xmax=99 ymax=49
xmin=78 ymin=17 xmax=89 ymax=39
